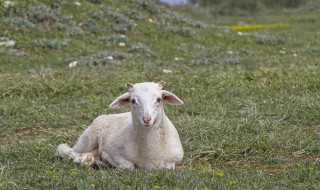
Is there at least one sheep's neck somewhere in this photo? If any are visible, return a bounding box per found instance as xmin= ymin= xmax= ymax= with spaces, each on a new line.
xmin=133 ymin=112 xmax=167 ymax=150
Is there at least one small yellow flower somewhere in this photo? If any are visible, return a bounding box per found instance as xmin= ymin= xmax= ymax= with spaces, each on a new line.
xmin=90 ymin=183 xmax=96 ymax=188
xmin=309 ymin=167 xmax=315 ymax=171
xmin=216 ymin=171 xmax=225 ymax=178
xmin=70 ymin=168 xmax=78 ymax=175
xmin=87 ymin=93 xmax=97 ymax=100
xmin=229 ymin=180 xmax=237 ymax=185
xmin=49 ymin=170 xmax=55 ymax=176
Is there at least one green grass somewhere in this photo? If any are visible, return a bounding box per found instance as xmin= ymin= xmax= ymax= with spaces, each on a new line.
xmin=1 ymin=0 xmax=320 ymax=189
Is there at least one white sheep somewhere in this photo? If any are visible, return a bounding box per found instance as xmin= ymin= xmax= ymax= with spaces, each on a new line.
xmin=56 ymin=81 xmax=184 ymax=170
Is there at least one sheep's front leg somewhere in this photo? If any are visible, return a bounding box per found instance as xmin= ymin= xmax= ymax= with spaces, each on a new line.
xmin=57 ymin=144 xmax=95 ymax=166
xmin=101 ymin=151 xmax=135 ymax=170
xmin=162 ymin=162 xmax=175 ymax=170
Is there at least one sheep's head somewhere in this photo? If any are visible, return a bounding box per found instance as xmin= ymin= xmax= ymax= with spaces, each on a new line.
xmin=109 ymin=81 xmax=183 ymax=127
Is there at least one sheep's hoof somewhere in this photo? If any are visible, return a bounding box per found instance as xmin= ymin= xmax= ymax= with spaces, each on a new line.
xmin=81 ymin=153 xmax=95 ymax=166
xmin=56 ymin=144 xmax=71 ymax=158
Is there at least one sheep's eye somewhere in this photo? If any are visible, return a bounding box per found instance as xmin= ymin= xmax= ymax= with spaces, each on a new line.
xmin=131 ymin=99 xmax=136 ymax=104
xmin=156 ymin=98 xmax=162 ymax=103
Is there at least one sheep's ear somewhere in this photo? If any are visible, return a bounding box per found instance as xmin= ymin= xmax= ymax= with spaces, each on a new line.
xmin=161 ymin=90 xmax=183 ymax=105
xmin=109 ymin=92 xmax=130 ymax=109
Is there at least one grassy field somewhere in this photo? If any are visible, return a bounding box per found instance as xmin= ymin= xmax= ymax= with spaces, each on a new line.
xmin=1 ymin=0 xmax=320 ymax=189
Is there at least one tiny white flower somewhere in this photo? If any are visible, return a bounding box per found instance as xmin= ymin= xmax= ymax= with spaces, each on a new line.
xmin=227 ymin=51 xmax=233 ymax=54
xmin=148 ymin=18 xmax=154 ymax=23
xmin=279 ymin=50 xmax=286 ymax=54
xmin=68 ymin=61 xmax=78 ymax=68
xmin=174 ymin=57 xmax=180 ymax=61
xmin=163 ymin=69 xmax=172 ymax=74
xmin=293 ymin=53 xmax=297 ymax=57
xmin=118 ymin=42 xmax=126 ymax=47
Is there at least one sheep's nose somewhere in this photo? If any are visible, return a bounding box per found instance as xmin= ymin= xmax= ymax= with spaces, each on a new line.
xmin=143 ymin=115 xmax=151 ymax=125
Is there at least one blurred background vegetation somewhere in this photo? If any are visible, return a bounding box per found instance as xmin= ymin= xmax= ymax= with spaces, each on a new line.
xmin=160 ymin=0 xmax=319 ymax=15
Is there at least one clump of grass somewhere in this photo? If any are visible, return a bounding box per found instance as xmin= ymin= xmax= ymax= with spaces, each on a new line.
xmin=100 ymin=34 xmax=129 ymax=45
xmin=165 ymin=26 xmax=196 ymax=37
xmin=82 ymin=19 xmax=104 ymax=34
xmin=3 ymin=17 xmax=36 ymax=31
xmin=128 ymin=43 xmax=156 ymax=57
xmin=132 ymin=0 xmax=210 ymax=30
xmin=90 ymin=10 xmax=108 ymax=20
xmin=190 ymin=46 xmax=245 ymax=65
xmin=70 ymin=50 xmax=131 ymax=67
xmin=33 ymin=38 xmax=68 ymax=49
xmin=139 ymin=0 xmax=164 ymax=14
xmin=255 ymin=35 xmax=286 ymax=46
xmin=164 ymin=11 xmax=210 ymax=29
xmin=109 ymin=12 xmax=134 ymax=33
xmin=67 ymin=27 xmax=85 ymax=37
xmin=126 ymin=9 xmax=145 ymax=20
xmin=311 ymin=48 xmax=320 ymax=53
xmin=0 ymin=48 xmax=27 ymax=57
xmin=89 ymin=0 xmax=102 ymax=4
xmin=26 ymin=3 xmax=61 ymax=24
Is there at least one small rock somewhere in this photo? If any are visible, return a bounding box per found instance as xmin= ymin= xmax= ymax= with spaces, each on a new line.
xmin=237 ymin=32 xmax=244 ymax=36
xmin=68 ymin=61 xmax=78 ymax=68
xmin=106 ymin=56 xmax=113 ymax=60
xmin=118 ymin=42 xmax=126 ymax=47
xmin=0 ymin=40 xmax=16 ymax=47
xmin=74 ymin=2 xmax=81 ymax=6
xmin=4 ymin=1 xmax=14 ymax=9
xmin=163 ymin=69 xmax=172 ymax=74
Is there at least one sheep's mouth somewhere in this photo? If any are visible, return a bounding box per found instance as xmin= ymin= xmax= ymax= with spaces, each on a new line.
xmin=142 ymin=123 xmax=153 ymax=128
